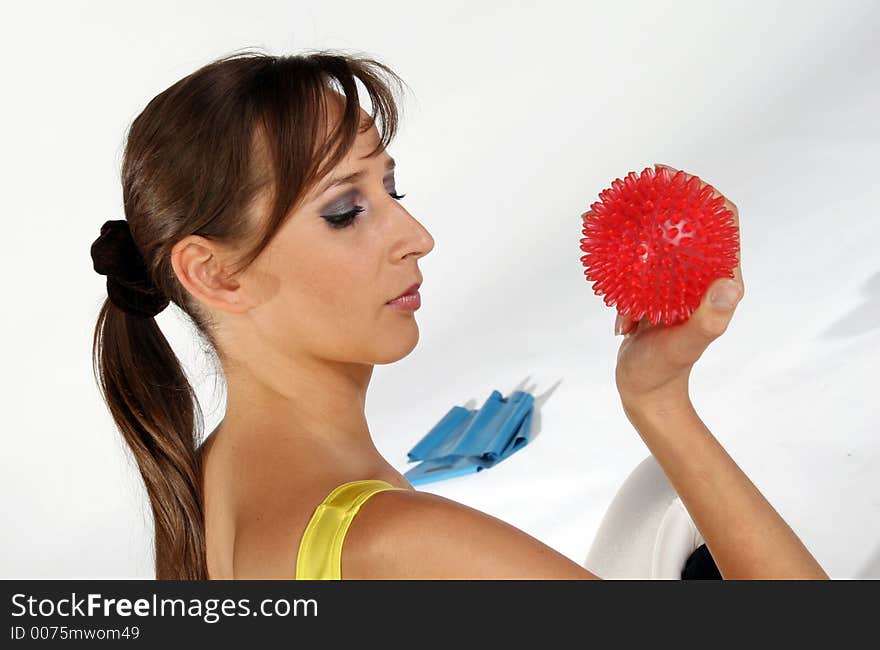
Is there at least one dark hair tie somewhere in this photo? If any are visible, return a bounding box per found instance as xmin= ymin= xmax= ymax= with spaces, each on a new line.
xmin=90 ymin=219 xmax=170 ymax=318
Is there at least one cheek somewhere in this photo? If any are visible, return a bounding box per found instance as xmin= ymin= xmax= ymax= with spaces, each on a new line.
xmin=275 ymin=245 xmax=381 ymax=347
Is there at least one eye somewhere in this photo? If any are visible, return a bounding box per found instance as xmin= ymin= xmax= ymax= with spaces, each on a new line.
xmin=322 ymin=206 xmax=365 ymax=229
xmin=321 ymin=190 xmax=407 ymax=230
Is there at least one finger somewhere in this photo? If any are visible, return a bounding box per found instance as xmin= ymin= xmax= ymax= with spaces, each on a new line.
xmin=615 ymin=312 xmax=638 ymax=336
xmin=654 ymin=163 xmax=744 ymax=293
xmin=663 ymin=276 xmax=743 ymax=365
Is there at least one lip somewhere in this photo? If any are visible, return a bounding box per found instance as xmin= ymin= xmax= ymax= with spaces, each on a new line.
xmin=386 ymin=281 xmax=422 ymax=311
xmin=386 ymin=291 xmax=420 ymax=311
xmin=386 ymin=282 xmax=422 ymax=303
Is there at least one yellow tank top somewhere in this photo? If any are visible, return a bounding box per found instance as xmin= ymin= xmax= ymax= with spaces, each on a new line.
xmin=295 ymin=479 xmax=406 ymax=580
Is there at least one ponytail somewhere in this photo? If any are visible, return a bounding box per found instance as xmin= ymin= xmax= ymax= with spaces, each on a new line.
xmin=92 ymin=301 xmax=206 ymax=579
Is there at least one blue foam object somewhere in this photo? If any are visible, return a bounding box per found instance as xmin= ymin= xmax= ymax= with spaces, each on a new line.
xmin=404 ymin=390 xmax=535 ymax=486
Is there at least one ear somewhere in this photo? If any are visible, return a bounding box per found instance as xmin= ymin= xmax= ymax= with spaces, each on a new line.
xmin=170 ymin=235 xmax=255 ymax=314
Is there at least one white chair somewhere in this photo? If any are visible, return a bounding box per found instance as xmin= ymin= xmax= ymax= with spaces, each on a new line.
xmin=584 ymin=455 xmax=709 ymax=579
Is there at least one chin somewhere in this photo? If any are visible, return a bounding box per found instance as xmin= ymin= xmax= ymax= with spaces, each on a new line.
xmin=372 ymin=325 xmax=420 ymax=365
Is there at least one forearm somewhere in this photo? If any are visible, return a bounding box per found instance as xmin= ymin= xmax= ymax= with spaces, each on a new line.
xmin=621 ymin=397 xmax=829 ymax=580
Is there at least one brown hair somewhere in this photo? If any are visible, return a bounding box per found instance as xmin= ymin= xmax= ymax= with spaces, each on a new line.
xmin=91 ymin=48 xmax=408 ymax=579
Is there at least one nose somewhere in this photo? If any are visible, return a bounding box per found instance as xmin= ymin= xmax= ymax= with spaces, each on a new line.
xmin=389 ymin=199 xmax=434 ymax=262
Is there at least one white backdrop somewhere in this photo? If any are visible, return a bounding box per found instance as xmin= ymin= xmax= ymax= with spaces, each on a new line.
xmin=2 ymin=0 xmax=878 ymax=579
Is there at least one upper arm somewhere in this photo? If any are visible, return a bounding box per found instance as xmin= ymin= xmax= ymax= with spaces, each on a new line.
xmin=341 ymin=488 xmax=602 ymax=580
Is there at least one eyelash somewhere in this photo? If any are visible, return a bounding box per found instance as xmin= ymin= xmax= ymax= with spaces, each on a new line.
xmin=323 ymin=191 xmax=407 ymax=229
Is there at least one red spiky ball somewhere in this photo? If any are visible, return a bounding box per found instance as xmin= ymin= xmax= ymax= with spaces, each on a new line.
xmin=579 ymin=166 xmax=739 ymax=326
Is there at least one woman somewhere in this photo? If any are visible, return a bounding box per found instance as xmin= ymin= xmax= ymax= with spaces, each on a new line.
xmin=90 ymin=49 xmax=828 ymax=580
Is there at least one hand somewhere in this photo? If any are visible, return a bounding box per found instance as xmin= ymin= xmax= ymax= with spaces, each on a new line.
xmin=612 ymin=163 xmax=745 ymax=413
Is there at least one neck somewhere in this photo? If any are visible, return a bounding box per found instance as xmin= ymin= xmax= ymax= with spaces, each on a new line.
xmin=212 ymin=349 xmax=379 ymax=460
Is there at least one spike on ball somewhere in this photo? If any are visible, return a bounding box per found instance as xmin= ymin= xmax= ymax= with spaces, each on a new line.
xmin=579 ymin=166 xmax=739 ymax=326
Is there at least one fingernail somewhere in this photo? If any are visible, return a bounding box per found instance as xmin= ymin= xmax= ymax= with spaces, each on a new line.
xmin=614 ymin=319 xmax=621 ymax=336
xmin=710 ymin=280 xmax=741 ymax=309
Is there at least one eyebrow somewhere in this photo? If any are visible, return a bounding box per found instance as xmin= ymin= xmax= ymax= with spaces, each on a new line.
xmin=316 ymin=156 xmax=396 ymax=196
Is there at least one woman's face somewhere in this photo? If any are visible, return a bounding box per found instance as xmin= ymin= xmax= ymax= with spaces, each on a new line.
xmin=236 ymin=109 xmax=435 ymax=367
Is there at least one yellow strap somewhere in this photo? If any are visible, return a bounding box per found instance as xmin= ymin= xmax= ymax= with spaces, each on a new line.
xmin=296 ymin=479 xmax=405 ymax=580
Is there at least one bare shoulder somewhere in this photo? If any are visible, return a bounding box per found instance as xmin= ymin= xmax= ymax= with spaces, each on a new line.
xmin=342 ymin=487 xmax=601 ymax=580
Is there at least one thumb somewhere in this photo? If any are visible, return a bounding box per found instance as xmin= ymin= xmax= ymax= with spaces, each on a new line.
xmin=691 ymin=277 xmax=743 ymax=341
xmin=665 ymin=277 xmax=744 ymax=364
